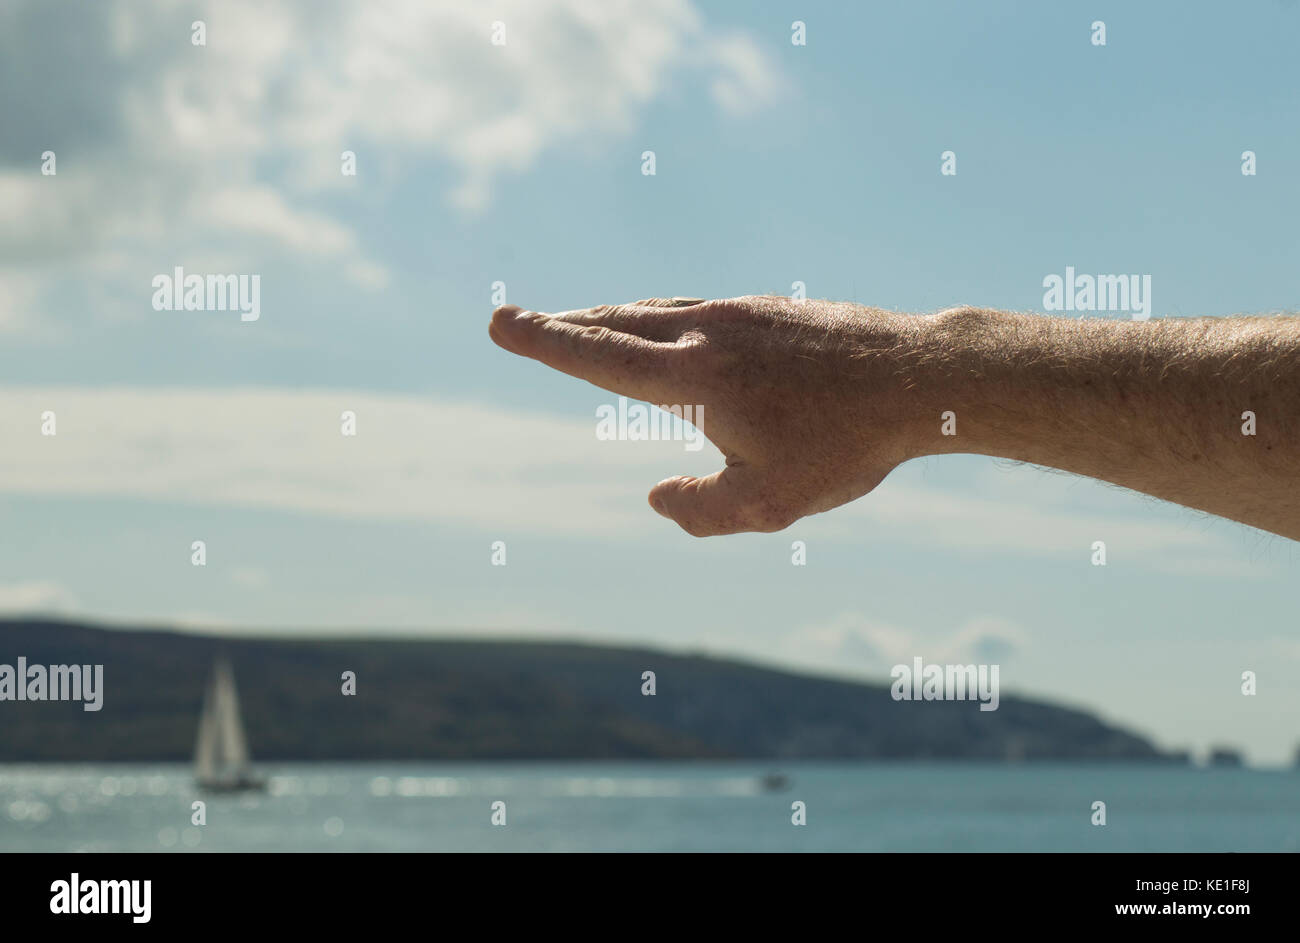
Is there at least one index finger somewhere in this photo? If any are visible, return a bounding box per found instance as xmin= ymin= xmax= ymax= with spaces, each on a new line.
xmin=547 ymin=302 xmax=698 ymax=341
xmin=490 ymin=305 xmax=683 ymax=403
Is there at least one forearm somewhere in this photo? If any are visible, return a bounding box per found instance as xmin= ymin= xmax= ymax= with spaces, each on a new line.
xmin=910 ymin=307 xmax=1300 ymax=539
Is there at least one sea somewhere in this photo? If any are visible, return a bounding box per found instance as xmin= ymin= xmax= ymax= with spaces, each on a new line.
xmin=1 ymin=762 xmax=1297 ymax=853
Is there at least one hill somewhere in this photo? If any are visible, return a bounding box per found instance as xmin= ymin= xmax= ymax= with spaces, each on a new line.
xmin=0 ymin=619 xmax=1174 ymax=762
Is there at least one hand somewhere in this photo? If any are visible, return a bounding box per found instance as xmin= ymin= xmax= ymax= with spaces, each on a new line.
xmin=489 ymin=295 xmax=934 ymax=537
xmin=492 ymin=298 xmax=1300 ymax=541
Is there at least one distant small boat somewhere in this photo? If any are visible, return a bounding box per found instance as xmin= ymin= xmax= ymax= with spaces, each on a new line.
xmin=760 ymin=772 xmax=791 ymax=792
xmin=1207 ymin=748 xmax=1244 ymax=768
xmin=194 ymin=657 xmax=264 ymax=793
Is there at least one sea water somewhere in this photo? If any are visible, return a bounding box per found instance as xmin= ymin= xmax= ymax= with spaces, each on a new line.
xmin=1 ymin=762 xmax=1296 ymax=853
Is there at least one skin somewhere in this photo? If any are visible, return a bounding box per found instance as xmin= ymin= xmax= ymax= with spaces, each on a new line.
xmin=488 ymin=296 xmax=1300 ymax=540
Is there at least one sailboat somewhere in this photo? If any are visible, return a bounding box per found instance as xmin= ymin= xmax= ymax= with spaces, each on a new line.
xmin=194 ymin=657 xmax=265 ymax=793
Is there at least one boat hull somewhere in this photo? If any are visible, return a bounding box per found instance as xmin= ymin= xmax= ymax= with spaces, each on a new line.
xmin=197 ymin=774 xmax=266 ymax=794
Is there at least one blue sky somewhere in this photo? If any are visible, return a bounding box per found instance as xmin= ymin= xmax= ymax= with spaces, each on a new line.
xmin=2 ymin=0 xmax=1299 ymax=762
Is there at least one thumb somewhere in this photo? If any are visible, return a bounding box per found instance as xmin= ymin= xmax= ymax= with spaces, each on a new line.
xmin=648 ymin=465 xmax=793 ymax=537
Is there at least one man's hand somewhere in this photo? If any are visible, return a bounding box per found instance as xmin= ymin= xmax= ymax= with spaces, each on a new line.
xmin=489 ymin=296 xmax=1300 ymax=541
xmin=490 ymin=296 xmax=930 ymax=536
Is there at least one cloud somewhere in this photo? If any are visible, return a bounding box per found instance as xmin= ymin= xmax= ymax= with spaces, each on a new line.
xmin=706 ymin=35 xmax=780 ymax=115
xmin=799 ymin=461 xmax=1270 ymax=576
xmin=0 ymin=386 xmax=1267 ymax=576
xmin=1262 ymin=637 xmax=1300 ymax=663
xmin=229 ymin=567 xmax=270 ymax=590
xmin=0 ymin=0 xmax=780 ymax=334
xmin=0 ymin=581 xmax=78 ymax=614
xmin=0 ymin=270 xmax=43 ymax=336
xmin=199 ymin=187 xmax=357 ymax=256
xmin=776 ymin=612 xmax=1027 ymax=681
xmin=0 ymin=386 xmax=719 ymax=536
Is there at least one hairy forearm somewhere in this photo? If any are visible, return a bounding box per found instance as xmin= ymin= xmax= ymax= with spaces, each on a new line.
xmin=908 ymin=307 xmax=1300 ymax=538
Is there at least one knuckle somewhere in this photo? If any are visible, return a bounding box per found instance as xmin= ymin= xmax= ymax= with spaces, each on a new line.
xmin=664 ymin=336 xmax=707 ymax=377
xmin=675 ymin=330 xmax=720 ymax=364
xmin=673 ymin=334 xmax=741 ymax=388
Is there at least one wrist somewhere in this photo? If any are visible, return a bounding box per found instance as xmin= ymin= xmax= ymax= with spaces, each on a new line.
xmin=896 ymin=306 xmax=1018 ymax=462
xmin=907 ymin=307 xmax=1156 ymax=474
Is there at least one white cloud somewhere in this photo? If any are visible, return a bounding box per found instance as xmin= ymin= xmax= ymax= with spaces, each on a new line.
xmin=1263 ymin=637 xmax=1300 ymax=663
xmin=0 ymin=385 xmax=1268 ymax=574
xmin=199 ymin=186 xmax=357 ymax=256
xmin=800 ymin=461 xmax=1270 ymax=576
xmin=0 ymin=0 xmax=780 ymax=334
xmin=0 ymin=581 xmax=78 ymax=614
xmin=229 ymin=567 xmax=270 ymax=590
xmin=0 ymin=386 xmax=719 ymax=536
xmin=707 ymin=35 xmax=780 ymax=114
xmin=0 ymin=270 xmax=43 ymax=336
xmin=781 ymin=612 xmax=1026 ymax=680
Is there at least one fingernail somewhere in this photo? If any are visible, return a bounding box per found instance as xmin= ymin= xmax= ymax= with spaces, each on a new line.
xmin=651 ymin=497 xmax=667 ymax=516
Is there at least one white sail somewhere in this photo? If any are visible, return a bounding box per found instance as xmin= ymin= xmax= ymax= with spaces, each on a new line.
xmin=214 ymin=658 xmax=250 ymax=769
xmin=194 ymin=657 xmax=257 ymax=788
xmin=193 ymin=675 xmax=219 ymax=780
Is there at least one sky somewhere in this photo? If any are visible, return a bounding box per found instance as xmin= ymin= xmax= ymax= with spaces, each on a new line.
xmin=2 ymin=0 xmax=1299 ymax=763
